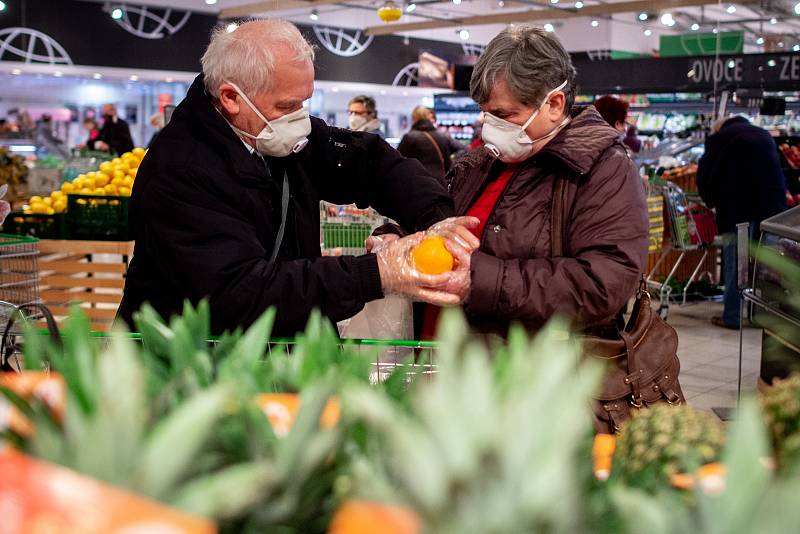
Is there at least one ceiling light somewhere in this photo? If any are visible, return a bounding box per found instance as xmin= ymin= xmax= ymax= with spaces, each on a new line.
xmin=165 ymin=77 xmax=174 ymax=82
xmin=768 ymin=59 xmax=777 ymax=67
xmin=644 ymin=29 xmax=652 ymax=36
xmin=402 ymin=91 xmax=409 ymax=96
xmin=691 ymin=23 xmax=700 ymax=31
xmin=712 ymin=27 xmax=718 ymax=33
xmin=0 ymin=1 xmax=7 ymax=11
xmin=309 ymin=9 xmax=319 ymax=20
xmin=11 ymin=69 xmax=21 ymax=75
xmin=129 ymin=75 xmax=139 ymax=81
xmin=205 ymin=0 xmax=217 ymax=4
xmin=550 ymin=0 xmax=559 ymax=4
xmin=497 ymin=0 xmax=505 ymax=5
xmin=770 ymin=17 xmax=778 ymax=24
xmin=756 ymin=36 xmax=764 ymax=44
xmin=726 ymin=4 xmax=736 ymax=14
xmin=544 ymin=23 xmax=554 ymax=32
xmin=452 ymin=0 xmax=461 ymax=5
xmin=779 ymin=41 xmax=785 ymax=47
xmin=226 ymin=22 xmax=238 ymax=32
xmin=727 ymin=60 xmax=735 ymax=68
xmin=459 ymin=28 xmax=470 ymax=40
xmin=93 ymin=73 xmax=103 ymax=79
xmin=574 ymin=1 xmax=583 ymax=8
xmin=591 ymin=19 xmax=599 ymax=27
xmin=111 ymin=7 xmax=123 ymax=19
xmin=660 ymin=13 xmax=675 ymax=27
xmin=331 ymin=87 xmax=339 ymax=92
xmin=405 ymin=2 xmax=416 ymax=12
xmin=53 ymin=71 xmax=63 ymax=77
xmin=638 ymin=13 xmax=648 ymax=21
xmin=380 ymin=90 xmax=387 ymax=95
xmin=795 ymin=2 xmax=800 ymax=15
xmin=794 ymin=44 xmax=800 ymax=52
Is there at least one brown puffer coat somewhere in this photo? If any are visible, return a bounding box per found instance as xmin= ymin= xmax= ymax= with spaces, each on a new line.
xmin=450 ymin=106 xmax=648 ymax=335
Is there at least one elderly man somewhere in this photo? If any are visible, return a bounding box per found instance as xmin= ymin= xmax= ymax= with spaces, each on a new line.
xmin=118 ymin=19 xmax=476 ymax=335
xmin=93 ymin=104 xmax=134 ymax=155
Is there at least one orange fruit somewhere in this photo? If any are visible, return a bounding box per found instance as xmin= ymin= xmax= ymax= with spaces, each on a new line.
xmin=411 ymin=236 xmax=454 ymax=275
xmin=329 ymin=501 xmax=420 ymax=534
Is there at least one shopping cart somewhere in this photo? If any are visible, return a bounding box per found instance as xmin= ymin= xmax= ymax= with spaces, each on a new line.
xmin=0 ymin=235 xmax=39 ymax=321
xmin=646 ymin=181 xmax=719 ymax=319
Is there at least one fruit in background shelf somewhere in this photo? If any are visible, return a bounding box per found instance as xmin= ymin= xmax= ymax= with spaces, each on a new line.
xmin=411 ymin=236 xmax=454 ymax=274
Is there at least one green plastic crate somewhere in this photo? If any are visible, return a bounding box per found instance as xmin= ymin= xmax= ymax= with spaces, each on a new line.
xmin=65 ymin=194 xmax=131 ymax=241
xmin=3 ymin=212 xmax=67 ymax=239
xmin=321 ymin=222 xmax=373 ymax=250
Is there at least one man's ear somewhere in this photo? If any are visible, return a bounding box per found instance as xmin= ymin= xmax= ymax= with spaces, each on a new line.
xmin=217 ymin=83 xmax=240 ymax=116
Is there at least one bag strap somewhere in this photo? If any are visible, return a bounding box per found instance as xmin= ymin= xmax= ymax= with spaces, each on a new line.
xmin=421 ymin=131 xmax=446 ymax=172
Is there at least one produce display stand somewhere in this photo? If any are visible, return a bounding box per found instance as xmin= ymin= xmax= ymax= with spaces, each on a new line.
xmin=646 ymin=181 xmax=719 ymax=319
xmin=37 ymin=239 xmax=133 ymax=332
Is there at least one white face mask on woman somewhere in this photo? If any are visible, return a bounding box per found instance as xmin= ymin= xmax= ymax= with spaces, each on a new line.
xmin=225 ymin=81 xmax=311 ymax=157
xmin=482 ymin=79 xmax=569 ymax=163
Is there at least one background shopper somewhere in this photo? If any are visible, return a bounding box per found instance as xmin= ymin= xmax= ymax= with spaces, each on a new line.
xmin=697 ymin=116 xmax=787 ymax=329
xmin=347 ymin=95 xmax=383 ymax=137
xmin=594 ymin=95 xmax=641 ymax=153
xmin=93 ymin=103 xmax=134 ymax=155
xmin=397 ymin=105 xmax=463 ymax=184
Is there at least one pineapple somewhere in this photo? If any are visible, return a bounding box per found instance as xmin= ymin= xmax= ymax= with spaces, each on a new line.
xmin=612 ymin=404 xmax=725 ymax=493
xmin=760 ymin=373 xmax=800 ymax=472
xmin=339 ymin=309 xmax=606 ymax=533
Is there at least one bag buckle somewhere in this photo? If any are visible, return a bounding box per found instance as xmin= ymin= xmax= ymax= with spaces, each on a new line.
xmin=666 ymin=390 xmax=682 ymax=406
xmin=630 ymin=395 xmax=644 ymax=409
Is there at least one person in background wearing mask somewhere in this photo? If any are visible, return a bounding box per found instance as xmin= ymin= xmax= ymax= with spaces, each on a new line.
xmin=119 ymin=19 xmax=476 ymax=336
xmin=147 ymin=111 xmax=165 ymax=148
xmin=94 ymin=103 xmax=134 ymax=155
xmin=397 ymin=105 xmax=463 ymax=184
xmin=416 ymin=25 xmax=648 ymax=339
xmin=347 ymin=95 xmax=384 ymax=137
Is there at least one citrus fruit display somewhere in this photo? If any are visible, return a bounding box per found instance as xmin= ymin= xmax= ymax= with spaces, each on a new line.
xmin=411 ymin=236 xmax=454 ymax=275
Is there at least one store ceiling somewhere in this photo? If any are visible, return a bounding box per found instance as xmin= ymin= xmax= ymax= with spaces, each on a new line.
xmin=83 ymin=0 xmax=800 ymax=47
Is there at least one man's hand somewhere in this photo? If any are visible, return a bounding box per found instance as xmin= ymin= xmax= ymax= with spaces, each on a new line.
xmin=365 ymin=233 xmax=399 ymax=253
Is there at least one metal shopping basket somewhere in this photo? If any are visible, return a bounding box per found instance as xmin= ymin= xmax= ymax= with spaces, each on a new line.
xmin=646 ymin=181 xmax=719 ymax=319
xmin=0 ymin=235 xmax=40 ymax=323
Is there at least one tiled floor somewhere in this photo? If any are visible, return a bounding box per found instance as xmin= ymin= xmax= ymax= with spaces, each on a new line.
xmin=666 ymin=300 xmax=762 ymax=415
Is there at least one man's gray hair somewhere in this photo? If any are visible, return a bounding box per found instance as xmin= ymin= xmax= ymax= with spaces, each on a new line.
xmin=470 ymin=25 xmax=577 ymax=112
xmin=201 ymin=19 xmax=315 ymax=98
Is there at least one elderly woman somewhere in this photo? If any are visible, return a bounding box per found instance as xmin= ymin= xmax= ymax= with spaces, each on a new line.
xmin=422 ymin=26 xmax=648 ymax=338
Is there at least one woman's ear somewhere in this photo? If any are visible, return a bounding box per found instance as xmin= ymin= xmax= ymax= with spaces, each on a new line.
xmin=546 ymin=91 xmax=567 ymax=120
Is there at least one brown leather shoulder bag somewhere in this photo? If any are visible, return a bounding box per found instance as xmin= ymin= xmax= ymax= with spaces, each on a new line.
xmin=551 ymin=173 xmax=686 ymax=434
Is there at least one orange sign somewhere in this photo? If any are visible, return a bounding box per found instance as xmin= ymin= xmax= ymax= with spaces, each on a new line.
xmin=0 ymin=448 xmax=216 ymax=534
xmin=255 ymin=393 xmax=340 ymax=438
xmin=0 ymin=372 xmax=65 ymax=437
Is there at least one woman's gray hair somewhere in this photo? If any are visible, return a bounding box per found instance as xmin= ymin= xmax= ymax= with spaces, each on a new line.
xmin=470 ymin=25 xmax=577 ymax=112
xmin=201 ymin=19 xmax=315 ymax=98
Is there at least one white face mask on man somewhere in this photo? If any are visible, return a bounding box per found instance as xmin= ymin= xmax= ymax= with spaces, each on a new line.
xmin=225 ymin=81 xmax=311 ymax=157
xmin=482 ymin=80 xmax=570 ymax=163
xmin=348 ymin=113 xmax=370 ymax=131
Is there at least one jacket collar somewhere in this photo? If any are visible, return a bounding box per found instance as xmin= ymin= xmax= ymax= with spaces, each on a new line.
xmin=412 ymin=119 xmax=436 ymax=132
xmin=537 ymin=106 xmax=623 ymax=175
xmin=180 ymin=74 xmax=276 ymax=185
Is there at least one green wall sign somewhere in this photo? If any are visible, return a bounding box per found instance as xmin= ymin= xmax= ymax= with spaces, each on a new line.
xmin=660 ymin=31 xmax=745 ymax=57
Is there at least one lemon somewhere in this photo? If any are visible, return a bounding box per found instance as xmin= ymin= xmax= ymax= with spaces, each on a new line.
xmin=411 ymin=236 xmax=455 ymax=275
xmin=42 ymin=197 xmax=52 ymax=206
xmin=121 ymin=152 xmax=133 ymax=160
xmin=92 ymin=188 xmax=106 ymax=196
xmin=128 ymin=167 xmax=138 ymax=178
xmin=121 ymin=176 xmax=133 ymax=188
xmin=113 ymin=170 xmax=126 ymax=181
xmin=53 ymin=198 xmax=67 ymax=213
xmin=79 ymin=188 xmax=93 ymax=195
xmin=111 ymin=177 xmax=124 ymax=187
xmin=115 ymin=161 xmax=131 ymax=174
xmin=104 ymin=184 xmax=118 ymax=195
xmin=94 ymin=174 xmax=111 ymax=187
xmin=132 ymin=147 xmax=146 ymax=159
xmin=118 ymin=186 xmax=132 ymax=197
xmin=29 ymin=196 xmax=43 ymax=204
xmin=30 ymin=202 xmax=48 ymax=214
xmin=99 ymin=161 xmax=113 ymax=174
xmin=61 ymin=182 xmax=76 ymax=193
xmin=45 ymin=207 xmax=55 ymax=215
xmin=51 ymin=191 xmax=63 ymax=200
xmin=111 ymin=158 xmax=122 ymax=166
